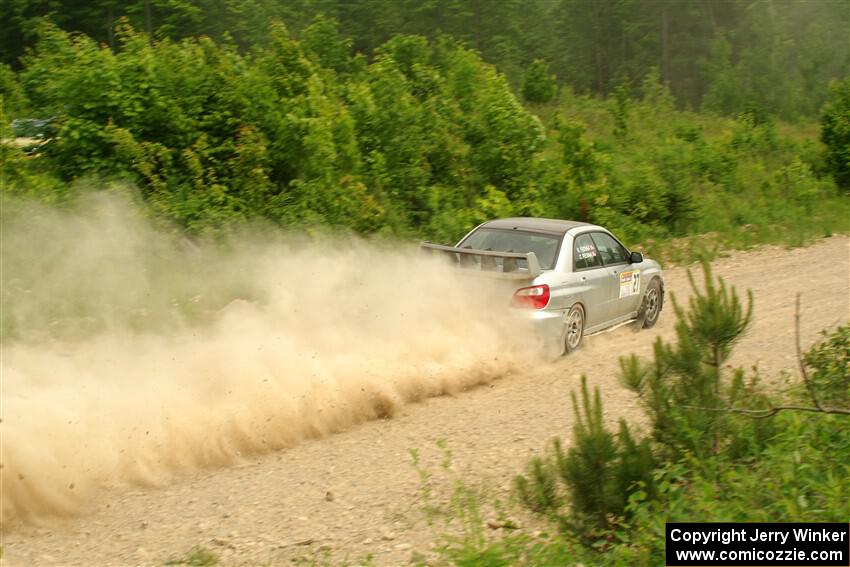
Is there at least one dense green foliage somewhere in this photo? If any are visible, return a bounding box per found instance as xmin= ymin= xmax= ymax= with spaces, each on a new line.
xmin=821 ymin=78 xmax=850 ymax=191
xmin=5 ymin=24 xmax=549 ymax=237
xmin=804 ymin=324 xmax=850 ymax=407
xmin=445 ymin=269 xmax=850 ymax=566
xmin=522 ymin=60 xmax=557 ymax=104
xmin=3 ymin=1 xmax=847 ymax=120
xmin=3 ymin=22 xmax=847 ymax=247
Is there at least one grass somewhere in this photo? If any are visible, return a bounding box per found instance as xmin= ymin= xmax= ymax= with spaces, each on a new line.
xmin=165 ymin=546 xmax=219 ymax=567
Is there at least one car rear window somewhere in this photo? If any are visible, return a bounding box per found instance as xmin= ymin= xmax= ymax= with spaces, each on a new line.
xmin=458 ymin=228 xmax=561 ymax=270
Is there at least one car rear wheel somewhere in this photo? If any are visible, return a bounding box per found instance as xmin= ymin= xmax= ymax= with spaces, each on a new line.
xmin=639 ymin=279 xmax=663 ymax=328
xmin=564 ymin=304 xmax=585 ymax=354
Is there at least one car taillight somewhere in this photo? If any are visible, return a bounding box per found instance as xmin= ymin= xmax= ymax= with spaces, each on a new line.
xmin=511 ymin=284 xmax=550 ymax=309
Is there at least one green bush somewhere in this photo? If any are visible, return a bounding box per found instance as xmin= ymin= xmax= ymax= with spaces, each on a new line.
xmin=0 ymin=63 xmax=27 ymax=115
xmin=821 ymin=78 xmax=850 ymax=191
xmin=522 ymin=59 xmax=557 ymax=104
xmin=557 ymin=378 xmax=656 ymax=534
xmin=804 ymin=324 xmax=850 ymax=407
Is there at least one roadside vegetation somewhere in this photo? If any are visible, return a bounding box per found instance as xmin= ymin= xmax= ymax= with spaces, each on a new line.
xmin=165 ymin=546 xmax=220 ymax=566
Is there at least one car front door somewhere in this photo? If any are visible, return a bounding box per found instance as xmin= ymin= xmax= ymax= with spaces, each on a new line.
xmin=590 ymin=231 xmax=642 ymax=321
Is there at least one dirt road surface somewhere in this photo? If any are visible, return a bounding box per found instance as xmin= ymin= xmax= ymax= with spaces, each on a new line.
xmin=2 ymin=236 xmax=848 ymax=566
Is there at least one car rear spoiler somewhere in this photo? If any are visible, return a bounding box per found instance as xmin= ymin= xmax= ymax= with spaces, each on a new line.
xmin=419 ymin=242 xmax=541 ymax=279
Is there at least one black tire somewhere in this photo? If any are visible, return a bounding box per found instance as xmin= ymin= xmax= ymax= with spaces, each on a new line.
xmin=563 ymin=304 xmax=585 ymax=353
xmin=639 ymin=278 xmax=663 ymax=328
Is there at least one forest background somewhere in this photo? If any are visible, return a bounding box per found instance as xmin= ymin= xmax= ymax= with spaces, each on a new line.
xmin=1 ymin=0 xmax=849 ymax=255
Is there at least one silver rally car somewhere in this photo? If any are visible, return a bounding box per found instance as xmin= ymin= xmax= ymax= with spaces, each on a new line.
xmin=422 ymin=217 xmax=664 ymax=355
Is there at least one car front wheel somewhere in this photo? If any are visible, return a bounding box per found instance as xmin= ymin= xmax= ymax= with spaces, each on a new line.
xmin=639 ymin=279 xmax=663 ymax=328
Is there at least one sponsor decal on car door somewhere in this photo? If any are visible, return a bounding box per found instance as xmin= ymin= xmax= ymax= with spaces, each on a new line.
xmin=618 ymin=269 xmax=640 ymax=298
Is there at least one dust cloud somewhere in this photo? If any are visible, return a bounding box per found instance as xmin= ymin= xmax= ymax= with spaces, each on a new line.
xmin=0 ymin=193 xmax=540 ymax=528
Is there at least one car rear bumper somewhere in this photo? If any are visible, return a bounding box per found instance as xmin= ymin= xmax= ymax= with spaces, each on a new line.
xmin=512 ymin=307 xmax=567 ymax=353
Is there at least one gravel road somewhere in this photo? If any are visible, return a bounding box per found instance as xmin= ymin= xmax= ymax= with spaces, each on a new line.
xmin=2 ymin=236 xmax=848 ymax=567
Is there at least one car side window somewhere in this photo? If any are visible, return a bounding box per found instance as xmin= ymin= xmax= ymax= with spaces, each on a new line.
xmin=573 ymin=233 xmax=602 ymax=270
xmin=590 ymin=232 xmax=629 ymax=266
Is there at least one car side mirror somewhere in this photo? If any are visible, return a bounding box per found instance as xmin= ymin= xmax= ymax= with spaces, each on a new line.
xmin=630 ymin=251 xmax=643 ymax=264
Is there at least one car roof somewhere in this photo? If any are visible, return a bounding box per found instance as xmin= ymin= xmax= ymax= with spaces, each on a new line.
xmin=479 ymin=217 xmax=591 ymax=236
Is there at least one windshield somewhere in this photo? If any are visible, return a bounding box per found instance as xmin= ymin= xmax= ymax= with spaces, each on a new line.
xmin=458 ymin=228 xmax=561 ymax=270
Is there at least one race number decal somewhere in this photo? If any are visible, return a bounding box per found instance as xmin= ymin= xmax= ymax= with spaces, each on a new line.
xmin=619 ymin=270 xmax=641 ymax=298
